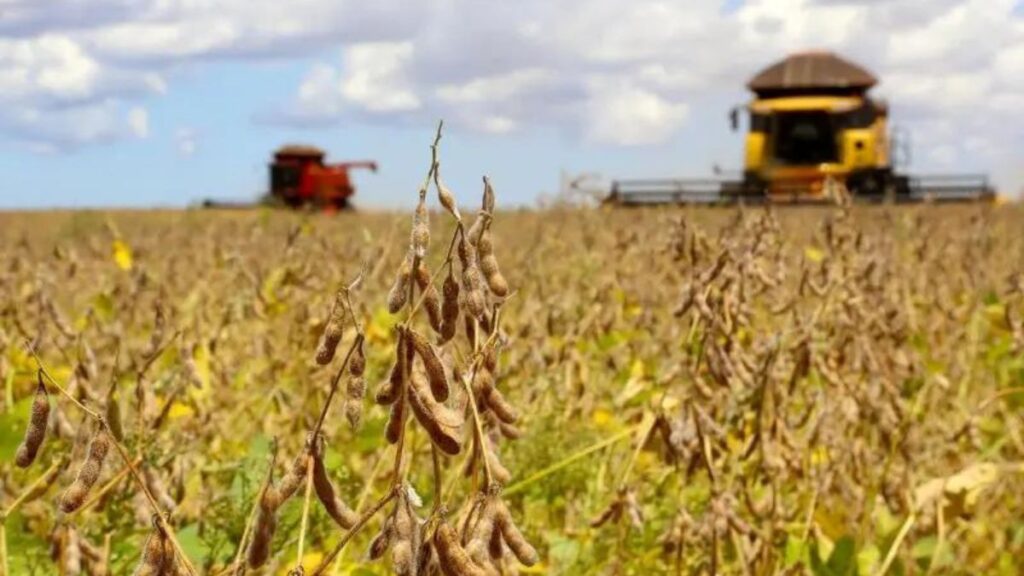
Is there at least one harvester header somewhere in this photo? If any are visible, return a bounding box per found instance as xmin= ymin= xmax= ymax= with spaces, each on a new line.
xmin=608 ymin=51 xmax=994 ymax=205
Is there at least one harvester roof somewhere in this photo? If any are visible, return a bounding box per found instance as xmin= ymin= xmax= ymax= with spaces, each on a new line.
xmin=747 ymin=51 xmax=877 ymax=97
xmin=274 ymin=144 xmax=325 ymax=159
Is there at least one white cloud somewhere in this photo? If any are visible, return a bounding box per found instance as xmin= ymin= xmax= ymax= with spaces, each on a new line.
xmin=90 ymin=21 xmax=241 ymax=60
xmin=340 ymin=43 xmax=420 ymax=113
xmin=2 ymin=100 xmax=146 ymax=152
xmin=0 ymin=35 xmax=100 ymax=102
xmin=175 ymin=127 xmax=197 ymax=157
xmin=0 ymin=0 xmax=139 ymax=35
xmin=127 ymin=106 xmax=148 ymax=138
xmin=584 ymin=80 xmax=690 ymax=145
xmin=294 ymin=64 xmax=344 ymax=119
xmin=479 ymin=116 xmax=517 ymax=134
xmin=436 ymin=69 xmax=554 ymax=105
xmin=994 ymin=42 xmax=1024 ymax=90
xmin=0 ymin=32 xmax=161 ymax=150
xmin=280 ymin=42 xmax=420 ymax=124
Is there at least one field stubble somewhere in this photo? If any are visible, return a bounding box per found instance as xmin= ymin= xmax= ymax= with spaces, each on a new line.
xmin=1 ymin=200 xmax=1023 ymax=575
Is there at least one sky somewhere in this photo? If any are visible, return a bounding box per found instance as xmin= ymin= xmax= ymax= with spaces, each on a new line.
xmin=0 ymin=0 xmax=1022 ymax=209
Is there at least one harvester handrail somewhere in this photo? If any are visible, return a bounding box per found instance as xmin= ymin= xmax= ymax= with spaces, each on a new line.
xmin=614 ymin=178 xmax=728 ymax=186
xmin=908 ymin=173 xmax=990 ymax=183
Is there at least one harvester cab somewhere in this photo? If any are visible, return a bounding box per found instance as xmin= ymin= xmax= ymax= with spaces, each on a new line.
xmin=608 ymin=51 xmax=995 ymax=205
xmin=269 ymin=145 xmax=377 ymax=209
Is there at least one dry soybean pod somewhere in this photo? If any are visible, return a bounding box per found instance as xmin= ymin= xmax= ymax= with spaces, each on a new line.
xmin=481 ymin=176 xmax=495 ymax=214
xmin=477 ymin=227 xmax=508 ymax=298
xmin=315 ymin=321 xmax=344 ymax=365
xmin=368 ymin=516 xmax=395 ymax=560
xmin=310 ymin=437 xmax=358 ymax=529
xmin=349 ymin=338 xmax=366 ymax=377
xmin=345 ymin=337 xmax=368 ymax=428
xmin=345 ymin=375 xmax=366 ymax=430
xmin=247 ymin=445 xmax=282 ymax=570
xmin=495 ymin=499 xmax=538 ymax=566
xmin=247 ymin=503 xmax=278 ymax=569
xmin=485 ymin=447 xmax=512 ymax=485
xmin=267 ymin=452 xmax=309 ymax=509
xmin=416 ymin=538 xmax=435 ymax=575
xmin=391 ymin=494 xmax=416 ymax=575
xmin=436 ymin=175 xmax=461 ymax=222
xmin=434 ymin=520 xmax=488 ymax=576
xmin=388 ymin=254 xmax=414 ymax=314
xmin=415 ymin=262 xmax=444 ymax=333
xmin=484 ymin=387 xmax=519 ymax=425
xmin=133 ymin=522 xmax=167 ymax=576
xmin=482 ymin=346 xmax=498 ymax=373
xmin=60 ymin=424 xmax=110 ymax=513
xmin=411 ymin=191 xmax=431 ymax=258
xmin=385 ymin=392 xmax=409 ymax=445
xmin=104 ymin=378 xmax=124 ymax=443
xmin=15 ymin=374 xmax=50 ymax=468
xmin=161 ymin=532 xmax=180 ymax=575
xmin=315 ymin=290 xmax=348 ymax=365
xmin=247 ymin=494 xmax=277 ymax=567
xmin=407 ymin=370 xmax=462 ymax=456
xmin=408 ymin=328 xmax=449 ymax=402
xmin=465 ymin=212 xmax=487 ymax=248
xmin=457 ymin=238 xmax=486 ymax=320
xmin=377 ymin=332 xmax=408 ymax=405
xmin=439 ymin=269 xmax=460 ymax=344
xmin=463 ymin=500 xmax=498 ymax=572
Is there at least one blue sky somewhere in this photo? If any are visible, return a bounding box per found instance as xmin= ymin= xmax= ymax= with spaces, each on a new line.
xmin=0 ymin=0 xmax=1021 ymax=209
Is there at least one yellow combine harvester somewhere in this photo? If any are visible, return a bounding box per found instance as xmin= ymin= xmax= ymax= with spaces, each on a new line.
xmin=608 ymin=51 xmax=995 ymax=205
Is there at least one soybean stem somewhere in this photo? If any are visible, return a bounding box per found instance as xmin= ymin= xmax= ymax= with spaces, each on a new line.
xmin=293 ymin=455 xmax=316 ymax=573
xmin=311 ymin=489 xmax=397 ymax=575
xmin=875 ymin=513 xmax=915 ymax=576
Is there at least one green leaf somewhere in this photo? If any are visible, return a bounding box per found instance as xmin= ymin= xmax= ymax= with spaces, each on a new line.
xmin=173 ymin=524 xmax=210 ymax=566
xmin=911 ymin=536 xmax=954 ymax=571
xmin=911 ymin=535 xmax=937 ymax=559
xmin=810 ymin=537 xmax=857 ymax=576
xmin=827 ymin=536 xmax=857 ymax=576
xmin=784 ymin=536 xmax=808 ymax=568
xmin=810 ymin=541 xmax=829 ymax=576
xmin=545 ymin=532 xmax=581 ymax=569
xmin=857 ymin=543 xmax=881 ymax=575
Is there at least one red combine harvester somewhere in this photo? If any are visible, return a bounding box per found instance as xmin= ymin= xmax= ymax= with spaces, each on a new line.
xmin=269 ymin=145 xmax=377 ymax=209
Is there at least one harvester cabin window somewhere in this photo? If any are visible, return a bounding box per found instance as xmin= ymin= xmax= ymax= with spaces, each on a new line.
xmin=771 ymin=112 xmax=838 ymax=166
xmin=271 ymin=164 xmax=301 ymax=190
